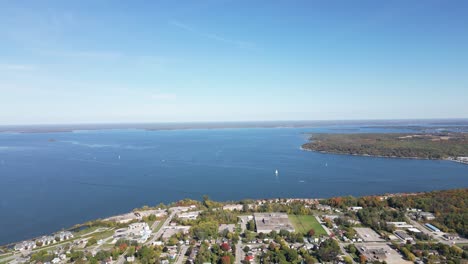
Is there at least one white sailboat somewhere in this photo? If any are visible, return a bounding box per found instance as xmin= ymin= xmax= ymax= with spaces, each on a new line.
xmin=275 ymin=169 xmax=279 ymax=176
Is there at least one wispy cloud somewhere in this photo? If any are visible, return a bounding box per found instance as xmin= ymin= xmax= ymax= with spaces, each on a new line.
xmin=0 ymin=64 xmax=35 ymax=71
xmin=169 ymin=20 xmax=255 ymax=49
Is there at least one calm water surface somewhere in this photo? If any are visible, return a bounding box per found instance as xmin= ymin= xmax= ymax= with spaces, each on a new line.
xmin=0 ymin=127 xmax=467 ymax=244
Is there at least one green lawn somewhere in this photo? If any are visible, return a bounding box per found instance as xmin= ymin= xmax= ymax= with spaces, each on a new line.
xmin=88 ymin=230 xmax=115 ymax=240
xmin=153 ymin=217 xmax=167 ymax=232
xmin=74 ymin=226 xmax=100 ymax=237
xmin=0 ymin=253 xmax=12 ymax=260
xmin=288 ymin=215 xmax=327 ymax=236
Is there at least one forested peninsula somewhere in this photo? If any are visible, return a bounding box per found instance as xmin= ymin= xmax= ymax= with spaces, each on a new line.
xmin=301 ymin=133 xmax=468 ymax=160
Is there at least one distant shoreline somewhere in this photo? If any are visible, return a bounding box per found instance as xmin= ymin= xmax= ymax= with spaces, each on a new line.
xmin=1 ymin=119 xmax=468 ymax=134
xmin=300 ymin=146 xmax=468 ymax=165
xmin=300 ymin=132 xmax=468 ymax=164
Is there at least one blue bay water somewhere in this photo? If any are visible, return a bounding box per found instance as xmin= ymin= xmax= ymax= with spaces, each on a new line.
xmin=0 ymin=127 xmax=467 ymax=245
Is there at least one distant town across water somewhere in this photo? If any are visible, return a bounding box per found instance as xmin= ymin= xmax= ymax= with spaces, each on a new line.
xmin=0 ymin=120 xmax=467 ymax=245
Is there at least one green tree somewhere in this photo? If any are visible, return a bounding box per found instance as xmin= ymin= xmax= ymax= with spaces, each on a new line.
xmin=343 ymin=256 xmax=353 ymax=264
xmin=247 ymin=219 xmax=256 ymax=231
xmin=243 ymin=246 xmax=250 ymax=253
xmin=317 ymin=239 xmax=341 ymax=262
xmin=347 ymin=244 xmax=357 ymax=254
xmin=191 ymin=221 xmax=218 ymax=240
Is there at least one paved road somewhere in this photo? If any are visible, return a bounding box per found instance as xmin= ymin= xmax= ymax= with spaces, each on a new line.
xmin=115 ymin=248 xmax=128 ymax=264
xmin=2 ymin=227 xmax=112 ymax=264
xmin=146 ymin=212 xmax=175 ymax=245
xmin=151 ymin=220 xmax=161 ymax=231
xmin=315 ymin=215 xmax=332 ymax=235
xmin=88 ymin=235 xmax=114 ymax=253
xmin=235 ymin=240 xmax=243 ymax=264
xmin=115 ymin=215 xmax=173 ymax=264
xmin=337 ymin=241 xmax=356 ymax=263
xmin=174 ymin=245 xmax=188 ymax=264
xmin=405 ymin=218 xmax=468 ymax=245
xmin=0 ymin=253 xmax=18 ymax=263
xmin=407 ymin=218 xmax=439 ymax=239
xmin=236 ymin=215 xmax=250 ymax=264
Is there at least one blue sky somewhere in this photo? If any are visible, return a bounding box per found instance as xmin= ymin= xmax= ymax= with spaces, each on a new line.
xmin=1 ymin=0 xmax=467 ymax=124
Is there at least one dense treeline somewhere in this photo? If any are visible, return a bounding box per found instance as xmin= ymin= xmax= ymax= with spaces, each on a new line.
xmin=192 ymin=241 xmax=235 ymax=264
xmin=302 ymin=133 xmax=468 ymax=159
xmin=357 ymin=207 xmax=406 ymax=232
xmin=323 ymin=189 xmax=468 ymax=237
xmin=255 ymin=201 xmax=314 ymax=215
xmin=393 ymin=242 xmax=467 ymax=263
xmin=388 ymin=189 xmax=468 ymax=237
xmin=259 ymin=238 xmax=340 ymax=264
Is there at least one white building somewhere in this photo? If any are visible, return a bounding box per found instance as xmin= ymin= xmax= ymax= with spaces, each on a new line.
xmin=36 ymin=236 xmax=55 ymax=246
xmin=394 ymin=231 xmax=413 ymax=242
xmin=161 ymin=226 xmax=191 ymax=240
xmin=129 ymin=222 xmax=148 ymax=230
xmin=114 ymin=222 xmax=152 ymax=243
xmin=387 ymin=222 xmax=413 ymax=229
xmin=14 ymin=241 xmax=36 ymax=251
xmin=55 ymin=231 xmax=74 ymax=241
xmin=223 ymin=204 xmax=244 ymax=211
xmin=177 ymin=211 xmax=201 ymax=220
xmin=407 ymin=228 xmax=422 ymax=233
xmin=128 ymin=223 xmax=151 ymax=243
xmin=419 ymin=212 xmax=436 ymax=220
xmin=316 ymin=204 xmax=332 ymax=211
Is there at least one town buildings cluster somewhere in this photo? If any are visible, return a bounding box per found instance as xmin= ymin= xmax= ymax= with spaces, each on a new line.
xmin=2 ymin=195 xmax=466 ymax=264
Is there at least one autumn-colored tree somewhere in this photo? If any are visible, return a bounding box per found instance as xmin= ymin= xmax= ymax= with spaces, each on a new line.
xmin=221 ymin=255 xmax=231 ymax=264
xmin=324 ymin=218 xmax=334 ymax=228
xmin=221 ymin=242 xmax=230 ymax=252
xmin=330 ymin=197 xmax=343 ymax=207
xmin=119 ymin=243 xmax=128 ymax=252
xmin=360 ymin=254 xmax=367 ymax=264
xmin=307 ymin=228 xmax=315 ymax=237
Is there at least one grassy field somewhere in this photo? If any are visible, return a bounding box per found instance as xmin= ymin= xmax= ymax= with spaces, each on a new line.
xmin=88 ymin=230 xmax=115 ymax=240
xmin=74 ymin=226 xmax=100 ymax=237
xmin=153 ymin=217 xmax=167 ymax=232
xmin=0 ymin=253 xmax=12 ymax=260
xmin=288 ymin=215 xmax=327 ymax=236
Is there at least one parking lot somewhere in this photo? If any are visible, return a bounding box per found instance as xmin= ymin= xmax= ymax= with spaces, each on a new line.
xmin=354 ymin=227 xmax=385 ymax=242
xmin=356 ymin=242 xmax=411 ymax=264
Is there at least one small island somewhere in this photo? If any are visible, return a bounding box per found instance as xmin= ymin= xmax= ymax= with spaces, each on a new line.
xmin=302 ymin=133 xmax=468 ymax=161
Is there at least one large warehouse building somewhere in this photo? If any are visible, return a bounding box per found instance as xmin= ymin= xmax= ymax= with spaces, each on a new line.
xmin=253 ymin=213 xmax=295 ymax=233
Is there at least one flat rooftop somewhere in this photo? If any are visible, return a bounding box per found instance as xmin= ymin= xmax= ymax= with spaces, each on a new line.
xmin=354 ymin=227 xmax=385 ymax=242
xmin=356 ymin=243 xmax=412 ymax=264
xmin=254 ymin=213 xmax=295 ymax=233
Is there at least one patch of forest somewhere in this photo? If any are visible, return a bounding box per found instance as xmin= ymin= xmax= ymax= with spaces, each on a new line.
xmin=388 ymin=189 xmax=468 ymax=237
xmin=322 ymin=189 xmax=468 ymax=238
xmin=302 ymin=133 xmax=468 ymax=159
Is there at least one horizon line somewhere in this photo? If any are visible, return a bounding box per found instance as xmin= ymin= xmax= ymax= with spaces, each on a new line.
xmin=1 ymin=117 xmax=467 ymax=128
